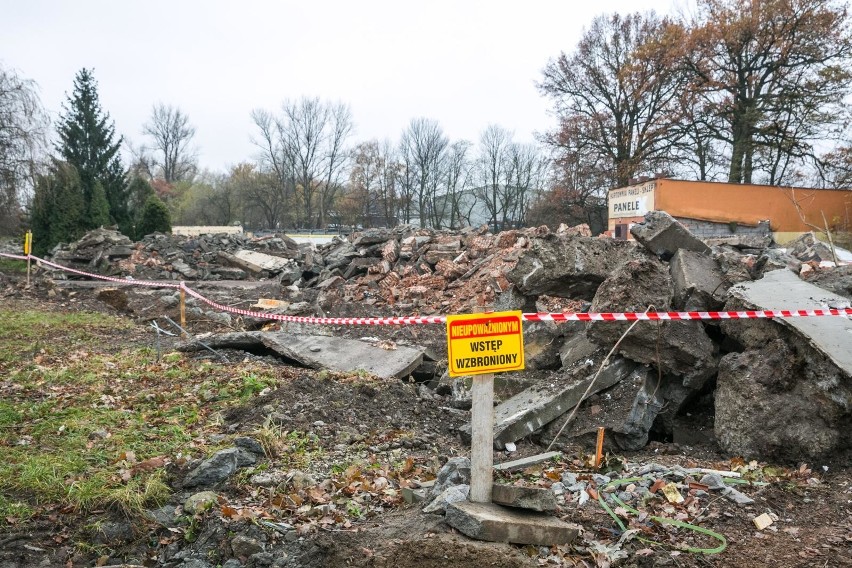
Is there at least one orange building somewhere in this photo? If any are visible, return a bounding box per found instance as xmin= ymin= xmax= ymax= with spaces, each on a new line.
xmin=607 ymin=178 xmax=852 ymax=243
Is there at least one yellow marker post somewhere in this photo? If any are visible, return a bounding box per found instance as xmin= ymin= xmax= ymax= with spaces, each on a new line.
xmin=24 ymin=231 xmax=32 ymax=287
xmin=447 ymin=311 xmax=524 ymax=504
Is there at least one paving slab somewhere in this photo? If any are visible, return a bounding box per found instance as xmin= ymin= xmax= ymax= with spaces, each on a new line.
xmin=180 ymin=332 xmax=424 ymax=380
xmin=493 ymin=451 xmax=562 ymax=472
xmin=446 ymin=501 xmax=578 ymax=545
xmin=491 ymin=484 xmax=557 ymax=512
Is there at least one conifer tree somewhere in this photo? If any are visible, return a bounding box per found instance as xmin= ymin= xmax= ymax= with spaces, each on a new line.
xmin=30 ymin=161 xmax=86 ymax=255
xmin=126 ymin=176 xmax=155 ymax=238
xmin=55 ymin=68 xmax=129 ymax=232
xmin=136 ymin=194 xmax=171 ymax=237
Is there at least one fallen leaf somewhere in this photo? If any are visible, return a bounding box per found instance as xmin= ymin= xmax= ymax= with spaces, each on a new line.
xmin=132 ymin=456 xmax=166 ymax=474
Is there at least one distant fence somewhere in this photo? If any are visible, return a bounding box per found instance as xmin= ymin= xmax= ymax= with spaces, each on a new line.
xmin=172 ymin=226 xmax=244 ymax=237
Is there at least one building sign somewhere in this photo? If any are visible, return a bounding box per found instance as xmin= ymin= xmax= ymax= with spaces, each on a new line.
xmin=446 ymin=311 xmax=524 ymax=377
xmin=608 ymin=181 xmax=656 ymax=219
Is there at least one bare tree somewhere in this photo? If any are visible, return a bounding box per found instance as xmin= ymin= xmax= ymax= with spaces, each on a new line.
xmin=251 ymin=109 xmax=297 ymax=227
xmin=443 ymin=140 xmax=473 ymax=229
xmin=347 ymin=140 xmax=381 ymax=227
xmin=318 ymin=101 xmax=354 ymax=228
xmin=251 ymin=98 xmax=353 ymax=228
xmin=375 ymin=139 xmax=401 ymax=227
xmin=505 ymin=143 xmax=550 ymax=227
xmin=474 ymin=124 xmax=512 ymax=230
xmin=399 ymin=118 xmax=448 ymax=227
xmin=0 ymin=64 xmax=49 ymax=234
xmin=143 ymin=103 xmax=198 ymax=183
xmin=231 ymin=161 xmax=285 ymax=229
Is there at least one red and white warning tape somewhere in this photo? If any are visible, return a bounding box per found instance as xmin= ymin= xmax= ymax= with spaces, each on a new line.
xmin=521 ymin=309 xmax=852 ymax=322
xmin=3 ymin=251 xmax=852 ymax=325
xmin=32 ymin=255 xmax=180 ymax=288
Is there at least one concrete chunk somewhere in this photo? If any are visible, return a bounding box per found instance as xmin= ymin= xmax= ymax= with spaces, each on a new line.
xmin=491 ymin=484 xmax=557 ymax=512
xmin=716 ymin=270 xmax=852 ymax=460
xmin=446 ymin=501 xmax=578 ymax=545
xmin=630 ymin=211 xmax=710 ymax=259
xmin=460 ymin=358 xmax=636 ymax=448
xmin=217 ymin=249 xmax=296 ymax=275
xmin=587 ymin=257 xmax=717 ymax=388
xmin=507 ymin=233 xmax=649 ymax=300
xmin=541 ymin=366 xmax=665 ymax=451
xmin=670 ymin=249 xmax=725 ymax=311
xmin=559 ymin=331 xmax=599 ymax=368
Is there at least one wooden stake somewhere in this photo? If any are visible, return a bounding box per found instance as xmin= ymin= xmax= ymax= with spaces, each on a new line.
xmin=470 ymin=373 xmax=495 ymax=503
xmin=594 ymin=427 xmax=605 ymax=469
xmin=179 ymin=285 xmax=187 ymax=339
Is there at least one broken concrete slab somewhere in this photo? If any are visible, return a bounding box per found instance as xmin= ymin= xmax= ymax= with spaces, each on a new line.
xmin=715 ymin=345 xmax=845 ymax=460
xmin=669 ymin=249 xmax=725 ymax=311
xmin=587 ymin=257 xmax=718 ymax=388
xmin=423 ymin=484 xmax=470 ymax=513
xmin=726 ymin=269 xmax=852 ymax=375
xmin=507 ymin=233 xmax=649 ymax=300
xmin=402 ymin=479 xmax=435 ymax=504
xmin=803 ymin=264 xmax=852 ymax=300
xmin=630 ymin=211 xmax=711 ymax=259
xmin=716 ymin=269 xmax=852 ymax=459
xmin=650 ymin=375 xmax=699 ymax=440
xmin=459 ymin=357 xmax=636 ymax=449
xmin=541 ymin=366 xmax=665 ymax=451
xmin=179 ymin=332 xmax=424 ymax=380
xmin=610 ymin=366 xmax=666 ymax=450
xmin=445 ymin=501 xmax=578 ymax=546
xmin=713 ymin=248 xmax=756 ymax=285
xmin=491 ymin=484 xmax=557 ymax=512
xmin=218 ymin=250 xmax=295 ymax=275
xmin=232 ymin=250 xmax=298 ymax=273
xmin=753 ymin=248 xmax=801 ymax=278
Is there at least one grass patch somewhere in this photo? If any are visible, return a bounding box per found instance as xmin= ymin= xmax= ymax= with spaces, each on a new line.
xmin=0 ymin=259 xmax=28 ymax=273
xmin=0 ymin=308 xmax=131 ymax=364
xmin=0 ymin=307 xmax=289 ymax=524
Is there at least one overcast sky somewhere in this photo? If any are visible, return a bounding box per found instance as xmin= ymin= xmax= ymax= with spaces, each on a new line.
xmin=2 ymin=0 xmax=682 ymax=173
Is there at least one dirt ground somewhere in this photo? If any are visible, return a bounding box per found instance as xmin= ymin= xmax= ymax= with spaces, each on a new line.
xmin=1 ymin=270 xmax=851 ymax=568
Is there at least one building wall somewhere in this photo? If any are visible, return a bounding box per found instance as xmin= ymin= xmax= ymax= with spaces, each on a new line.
xmin=655 ymin=179 xmax=852 ymax=233
xmin=675 ymin=218 xmax=770 ymax=239
xmin=607 ymin=178 xmax=852 ymax=242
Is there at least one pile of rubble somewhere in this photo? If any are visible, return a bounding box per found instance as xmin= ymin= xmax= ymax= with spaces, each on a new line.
xmin=452 ymin=214 xmax=851 ymax=463
xmin=48 ymin=228 xmax=303 ymax=282
xmin=43 ymin=218 xmax=852 ymax=462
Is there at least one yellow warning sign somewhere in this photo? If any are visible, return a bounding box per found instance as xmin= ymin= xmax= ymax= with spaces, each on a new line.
xmin=446 ymin=311 xmax=524 ymax=377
